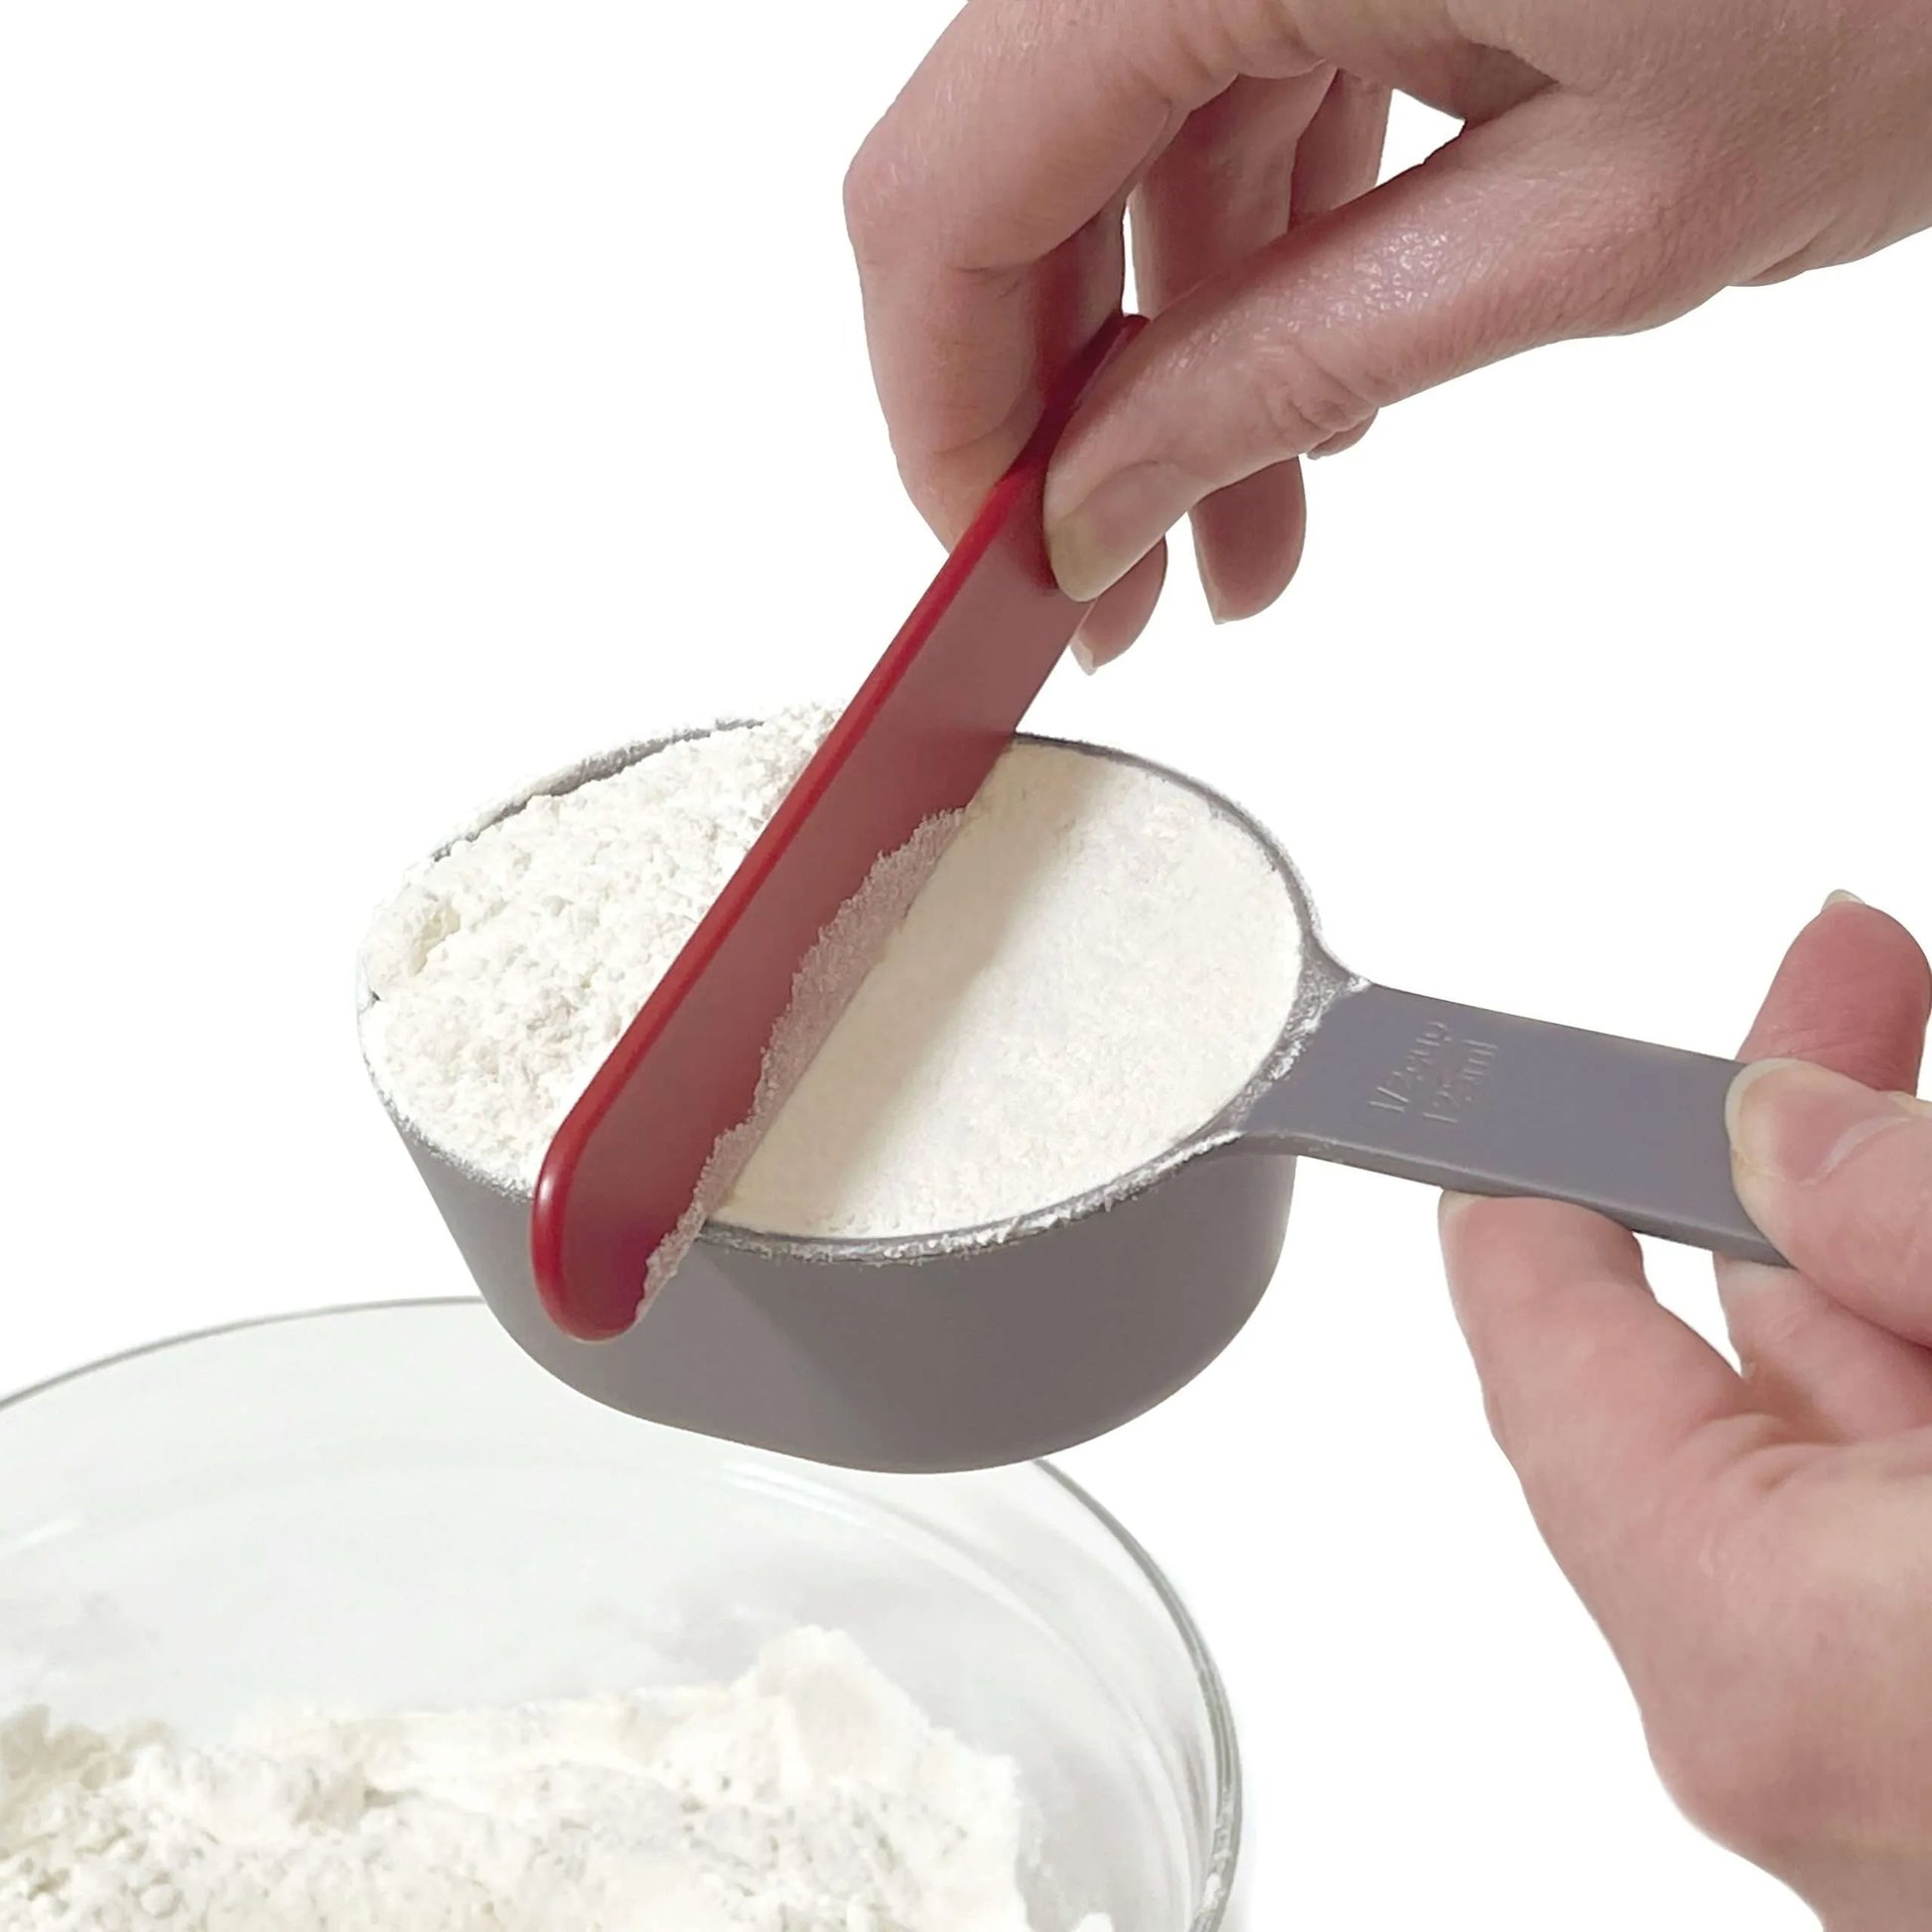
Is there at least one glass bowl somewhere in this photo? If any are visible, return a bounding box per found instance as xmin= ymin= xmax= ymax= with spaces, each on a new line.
xmin=0 ymin=1301 xmax=1239 ymax=1929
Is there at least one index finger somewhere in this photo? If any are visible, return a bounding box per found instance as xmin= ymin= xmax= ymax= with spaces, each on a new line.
xmin=844 ymin=0 xmax=1551 ymax=540
xmin=843 ymin=3 xmax=1207 ymax=537
xmin=844 ymin=0 xmax=1367 ymax=538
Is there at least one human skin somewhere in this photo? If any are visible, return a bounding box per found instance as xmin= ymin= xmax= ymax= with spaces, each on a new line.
xmin=845 ymin=0 xmax=1932 ymax=663
xmin=1445 ymin=895 xmax=1932 ymax=1931
xmin=846 ymin=11 xmax=1932 ymax=1914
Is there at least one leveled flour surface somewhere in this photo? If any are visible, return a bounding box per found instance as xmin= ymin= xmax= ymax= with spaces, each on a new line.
xmin=359 ymin=714 xmax=1302 ymax=1237
xmin=0 ymin=1630 xmax=1109 ymax=1931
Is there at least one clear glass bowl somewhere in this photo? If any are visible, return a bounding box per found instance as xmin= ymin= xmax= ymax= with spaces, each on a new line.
xmin=0 ymin=1301 xmax=1238 ymax=1929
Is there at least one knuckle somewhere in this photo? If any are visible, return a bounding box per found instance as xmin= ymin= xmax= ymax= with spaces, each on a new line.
xmin=1569 ymin=136 xmax=1736 ymax=335
xmin=1643 ymin=1509 xmax=1867 ymax=1865
xmin=1648 ymin=1717 xmax=1810 ymax=1861
xmin=1309 ymin=413 xmax=1376 ymax=460
xmin=1244 ymin=334 xmax=1378 ymax=457
xmin=841 ymin=133 xmax=902 ymax=265
xmin=1474 ymin=1378 xmax=1515 ymax=1461
xmin=1898 ymin=1195 xmax=1932 ymax=1303
xmin=1821 ymin=1113 xmax=1932 ymax=1306
xmin=1643 ymin=1648 xmax=1826 ymax=1861
xmin=1486 ymin=112 xmax=1730 ymax=347
xmin=1885 ymin=1119 xmax=1932 ymax=1287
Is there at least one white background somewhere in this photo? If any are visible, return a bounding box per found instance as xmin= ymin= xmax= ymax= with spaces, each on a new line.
xmin=4 ymin=3 xmax=1927 ymax=1926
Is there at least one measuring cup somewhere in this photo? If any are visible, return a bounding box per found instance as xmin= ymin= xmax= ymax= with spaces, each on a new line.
xmin=366 ymin=730 xmax=1778 ymax=1474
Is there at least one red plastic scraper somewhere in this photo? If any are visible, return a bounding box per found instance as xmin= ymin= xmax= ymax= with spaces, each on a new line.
xmin=532 ymin=313 xmax=1143 ymax=1340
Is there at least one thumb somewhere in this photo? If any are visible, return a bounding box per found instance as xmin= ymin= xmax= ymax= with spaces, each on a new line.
xmin=1044 ymin=89 xmax=1722 ymax=600
xmin=1727 ymin=1059 xmax=1932 ymax=1346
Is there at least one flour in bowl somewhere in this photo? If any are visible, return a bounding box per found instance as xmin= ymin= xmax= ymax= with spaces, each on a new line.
xmin=0 ymin=1629 xmax=1112 ymax=1930
xmin=358 ymin=712 xmax=1303 ymax=1237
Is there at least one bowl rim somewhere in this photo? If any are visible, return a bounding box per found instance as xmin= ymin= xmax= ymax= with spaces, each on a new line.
xmin=0 ymin=1296 xmax=1242 ymax=1929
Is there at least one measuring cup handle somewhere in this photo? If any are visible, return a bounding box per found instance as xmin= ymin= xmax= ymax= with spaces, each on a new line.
xmin=1245 ymin=982 xmax=1784 ymax=1266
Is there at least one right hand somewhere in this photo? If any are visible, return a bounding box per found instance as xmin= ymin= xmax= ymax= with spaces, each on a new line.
xmin=1444 ymin=897 xmax=1932 ymax=1930
xmin=846 ymin=0 xmax=1932 ymax=661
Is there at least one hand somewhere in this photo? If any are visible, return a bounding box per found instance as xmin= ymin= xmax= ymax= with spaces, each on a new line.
xmin=845 ymin=0 xmax=1932 ymax=663
xmin=1443 ymin=896 xmax=1932 ymax=1931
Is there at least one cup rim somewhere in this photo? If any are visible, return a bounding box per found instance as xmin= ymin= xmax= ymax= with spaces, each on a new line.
xmin=361 ymin=719 xmax=1351 ymax=1266
xmin=0 ymin=1296 xmax=1242 ymax=1928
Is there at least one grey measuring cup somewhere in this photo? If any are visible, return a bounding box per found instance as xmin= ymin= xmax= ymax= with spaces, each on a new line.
xmin=364 ymin=730 xmax=1778 ymax=1474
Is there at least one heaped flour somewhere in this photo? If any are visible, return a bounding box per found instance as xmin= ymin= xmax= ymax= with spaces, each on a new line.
xmin=0 ymin=1629 xmax=1112 ymax=1930
xmin=358 ymin=711 xmax=1303 ymax=1237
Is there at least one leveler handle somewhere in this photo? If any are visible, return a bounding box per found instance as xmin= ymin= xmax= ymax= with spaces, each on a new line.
xmin=531 ymin=314 xmax=1147 ymax=1340
xmin=1247 ymin=982 xmax=1784 ymax=1265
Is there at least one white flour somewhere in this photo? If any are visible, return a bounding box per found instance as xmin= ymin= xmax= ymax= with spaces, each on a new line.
xmin=359 ymin=711 xmax=837 ymax=1194
xmin=359 ymin=711 xmax=1303 ymax=1236
xmin=0 ymin=1629 xmax=1111 ymax=1931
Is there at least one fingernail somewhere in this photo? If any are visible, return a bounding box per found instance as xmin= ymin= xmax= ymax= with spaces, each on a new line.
xmin=1190 ymin=525 xmax=1239 ymax=626
xmin=1726 ymin=1059 xmax=1924 ymax=1186
xmin=1047 ymin=462 xmax=1191 ymax=603
xmin=1821 ymin=889 xmax=1864 ymax=910
xmin=1309 ymin=415 xmax=1376 ymax=461
xmin=1438 ymin=1189 xmax=1482 ymax=1231
xmin=1068 ymin=632 xmax=1099 ymax=676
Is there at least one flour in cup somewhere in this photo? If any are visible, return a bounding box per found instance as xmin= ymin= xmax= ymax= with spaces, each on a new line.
xmin=359 ymin=713 xmax=1303 ymax=1237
